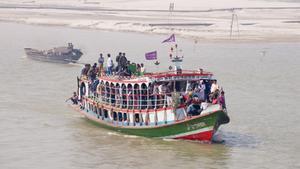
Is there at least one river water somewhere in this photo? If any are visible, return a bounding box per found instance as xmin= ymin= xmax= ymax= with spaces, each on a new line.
xmin=0 ymin=22 xmax=299 ymax=169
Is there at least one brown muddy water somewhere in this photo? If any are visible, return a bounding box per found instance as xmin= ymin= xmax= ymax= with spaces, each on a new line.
xmin=0 ymin=22 xmax=299 ymax=169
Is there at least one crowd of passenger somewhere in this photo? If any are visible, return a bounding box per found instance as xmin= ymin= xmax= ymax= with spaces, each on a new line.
xmin=94 ymin=79 xmax=225 ymax=116
xmin=80 ymin=52 xmax=146 ymax=81
xmin=147 ymin=79 xmax=226 ymax=118
xmin=182 ymin=79 xmax=226 ymax=117
xmin=70 ymin=52 xmax=226 ymax=119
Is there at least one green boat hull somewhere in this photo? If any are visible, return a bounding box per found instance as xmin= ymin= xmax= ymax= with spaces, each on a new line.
xmin=72 ymin=105 xmax=229 ymax=141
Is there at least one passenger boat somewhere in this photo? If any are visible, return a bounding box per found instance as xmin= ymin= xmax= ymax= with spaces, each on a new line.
xmin=69 ymin=54 xmax=230 ymax=142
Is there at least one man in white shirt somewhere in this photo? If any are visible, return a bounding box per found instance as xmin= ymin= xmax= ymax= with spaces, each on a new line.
xmin=210 ymin=80 xmax=219 ymax=93
xmin=106 ymin=54 xmax=113 ymax=75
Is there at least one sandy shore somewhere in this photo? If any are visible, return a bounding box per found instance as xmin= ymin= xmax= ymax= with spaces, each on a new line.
xmin=0 ymin=0 xmax=299 ymax=42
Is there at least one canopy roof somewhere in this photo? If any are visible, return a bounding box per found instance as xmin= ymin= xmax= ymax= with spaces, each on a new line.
xmin=97 ymin=70 xmax=213 ymax=85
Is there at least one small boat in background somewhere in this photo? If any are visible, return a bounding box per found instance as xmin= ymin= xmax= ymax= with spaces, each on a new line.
xmin=24 ymin=43 xmax=83 ymax=64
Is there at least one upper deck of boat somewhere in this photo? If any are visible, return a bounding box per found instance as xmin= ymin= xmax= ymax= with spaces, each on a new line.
xmin=88 ymin=70 xmax=214 ymax=84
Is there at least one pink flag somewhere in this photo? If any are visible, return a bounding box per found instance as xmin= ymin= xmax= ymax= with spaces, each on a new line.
xmin=145 ymin=51 xmax=157 ymax=60
xmin=162 ymin=34 xmax=176 ymax=43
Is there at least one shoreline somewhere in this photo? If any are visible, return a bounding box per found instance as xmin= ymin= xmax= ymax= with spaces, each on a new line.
xmin=1 ymin=3 xmax=300 ymax=12
xmin=0 ymin=1 xmax=299 ymax=43
xmin=2 ymin=20 xmax=299 ymax=44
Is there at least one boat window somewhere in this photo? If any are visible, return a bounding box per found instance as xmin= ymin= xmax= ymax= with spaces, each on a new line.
xmin=134 ymin=114 xmax=140 ymax=123
xmin=128 ymin=85 xmax=133 ymax=109
xmin=121 ymin=84 xmax=127 ymax=108
xmin=115 ymin=84 xmax=121 ymax=108
xmin=134 ymin=84 xmax=140 ymax=109
xmin=104 ymin=109 xmax=108 ymax=118
xmin=105 ymin=82 xmax=110 ymax=103
xmin=141 ymin=84 xmax=148 ymax=109
xmin=100 ymin=82 xmax=105 ymax=102
xmin=93 ymin=106 xmax=97 ymax=113
xmin=98 ymin=108 xmax=102 ymax=116
xmin=123 ymin=113 xmax=127 ymax=121
xmin=113 ymin=112 xmax=117 ymax=121
xmin=111 ymin=83 xmax=115 ymax=105
xmin=118 ymin=112 xmax=123 ymax=121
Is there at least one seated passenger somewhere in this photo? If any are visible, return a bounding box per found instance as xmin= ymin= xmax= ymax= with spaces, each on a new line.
xmin=81 ymin=64 xmax=90 ymax=77
xmin=184 ymin=91 xmax=193 ymax=106
xmin=200 ymin=100 xmax=209 ymax=110
xmin=212 ymin=95 xmax=218 ymax=104
xmin=187 ymin=97 xmax=202 ymax=116
xmin=128 ymin=62 xmax=137 ymax=76
xmin=70 ymin=92 xmax=78 ymax=105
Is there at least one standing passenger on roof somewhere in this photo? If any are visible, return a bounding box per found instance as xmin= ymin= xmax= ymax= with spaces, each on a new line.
xmin=106 ymin=54 xmax=113 ymax=76
xmin=98 ymin=53 xmax=104 ymax=77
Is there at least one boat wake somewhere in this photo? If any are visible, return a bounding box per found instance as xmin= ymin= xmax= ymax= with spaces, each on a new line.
xmin=212 ymin=132 xmax=226 ymax=144
xmin=123 ymin=135 xmax=141 ymax=139
xmin=107 ymin=132 xmax=141 ymax=139
xmin=219 ymin=131 xmax=261 ymax=148
xmin=162 ymin=138 xmax=180 ymax=142
xmin=107 ymin=132 xmax=122 ymax=136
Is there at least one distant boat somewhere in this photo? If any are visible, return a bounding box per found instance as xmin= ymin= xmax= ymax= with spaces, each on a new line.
xmin=24 ymin=43 xmax=83 ymax=64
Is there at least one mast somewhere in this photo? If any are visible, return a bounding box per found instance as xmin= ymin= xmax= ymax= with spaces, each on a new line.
xmin=169 ymin=2 xmax=175 ymax=31
xmin=170 ymin=44 xmax=183 ymax=74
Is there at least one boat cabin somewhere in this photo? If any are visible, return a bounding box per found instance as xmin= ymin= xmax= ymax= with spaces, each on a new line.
xmin=78 ymin=70 xmax=216 ymax=127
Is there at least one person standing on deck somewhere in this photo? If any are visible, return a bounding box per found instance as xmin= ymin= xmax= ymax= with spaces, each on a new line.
xmin=210 ymin=80 xmax=219 ymax=94
xmin=81 ymin=64 xmax=90 ymax=78
xmin=115 ymin=52 xmax=122 ymax=72
xmin=118 ymin=53 xmax=127 ymax=75
xmin=210 ymin=80 xmax=220 ymax=102
xmin=199 ymin=80 xmax=206 ymax=101
xmin=88 ymin=63 xmax=97 ymax=82
xmin=98 ymin=53 xmax=104 ymax=77
xmin=218 ymin=91 xmax=226 ymax=110
xmin=166 ymin=82 xmax=173 ymax=106
xmin=152 ymin=83 xmax=160 ymax=109
xmin=136 ymin=64 xmax=141 ymax=76
xmin=140 ymin=63 xmax=145 ymax=75
xmin=106 ymin=54 xmax=113 ymax=76
xmin=204 ymin=80 xmax=211 ymax=102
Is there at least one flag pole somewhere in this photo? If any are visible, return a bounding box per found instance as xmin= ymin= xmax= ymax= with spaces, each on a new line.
xmin=169 ymin=2 xmax=174 ymax=32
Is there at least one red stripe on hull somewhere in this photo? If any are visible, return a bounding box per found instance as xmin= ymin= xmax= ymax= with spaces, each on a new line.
xmin=175 ymin=130 xmax=214 ymax=141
